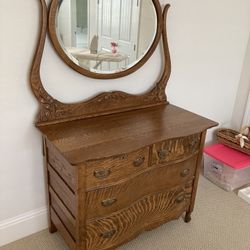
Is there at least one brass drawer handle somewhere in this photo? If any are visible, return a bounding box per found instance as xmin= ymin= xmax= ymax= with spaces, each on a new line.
xmin=158 ymin=149 xmax=169 ymax=160
xmin=100 ymin=229 xmax=116 ymax=238
xmin=101 ymin=198 xmax=117 ymax=207
xmin=133 ymin=156 xmax=145 ymax=167
xmin=94 ymin=169 xmax=111 ymax=179
xmin=175 ymin=195 xmax=185 ymax=203
xmin=180 ymin=169 xmax=190 ymax=177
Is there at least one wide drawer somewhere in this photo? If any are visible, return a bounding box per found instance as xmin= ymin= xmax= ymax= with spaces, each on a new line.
xmin=85 ymin=147 xmax=149 ymax=189
xmin=86 ymin=186 xmax=190 ymax=250
xmin=151 ymin=133 xmax=201 ymax=165
xmin=86 ymin=155 xmax=197 ymax=219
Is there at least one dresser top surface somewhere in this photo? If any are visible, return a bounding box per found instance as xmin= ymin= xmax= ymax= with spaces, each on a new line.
xmin=38 ymin=104 xmax=218 ymax=164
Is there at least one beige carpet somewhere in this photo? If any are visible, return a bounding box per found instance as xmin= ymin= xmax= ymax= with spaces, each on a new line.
xmin=1 ymin=176 xmax=250 ymax=250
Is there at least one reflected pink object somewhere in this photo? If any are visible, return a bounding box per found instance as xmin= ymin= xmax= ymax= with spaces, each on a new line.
xmin=111 ymin=42 xmax=118 ymax=54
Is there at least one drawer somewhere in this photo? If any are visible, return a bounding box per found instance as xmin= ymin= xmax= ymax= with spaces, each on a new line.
xmin=86 ymin=186 xmax=190 ymax=250
xmin=86 ymin=147 xmax=149 ymax=189
xmin=151 ymin=134 xmax=201 ymax=165
xmin=86 ymin=155 xmax=197 ymax=219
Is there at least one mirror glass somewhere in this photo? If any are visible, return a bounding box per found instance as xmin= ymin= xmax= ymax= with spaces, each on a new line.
xmin=56 ymin=0 xmax=157 ymax=74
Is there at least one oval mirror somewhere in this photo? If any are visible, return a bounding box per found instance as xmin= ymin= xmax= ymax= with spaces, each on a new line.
xmin=49 ymin=0 xmax=161 ymax=79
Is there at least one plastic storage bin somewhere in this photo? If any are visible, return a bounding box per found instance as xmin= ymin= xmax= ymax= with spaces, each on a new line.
xmin=204 ymin=144 xmax=250 ymax=191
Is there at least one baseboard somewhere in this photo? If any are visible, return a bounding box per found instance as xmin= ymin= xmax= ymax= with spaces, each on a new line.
xmin=0 ymin=207 xmax=48 ymax=247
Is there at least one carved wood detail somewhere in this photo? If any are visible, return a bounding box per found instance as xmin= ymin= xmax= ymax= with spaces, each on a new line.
xmin=30 ymin=1 xmax=171 ymax=126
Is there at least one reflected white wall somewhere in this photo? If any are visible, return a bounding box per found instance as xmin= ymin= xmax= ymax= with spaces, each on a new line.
xmin=138 ymin=0 xmax=156 ymax=57
xmin=58 ymin=0 xmax=72 ymax=47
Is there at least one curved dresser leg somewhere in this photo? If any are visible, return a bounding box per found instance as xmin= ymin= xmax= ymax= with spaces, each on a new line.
xmin=184 ymin=212 xmax=192 ymax=223
xmin=49 ymin=221 xmax=57 ymax=233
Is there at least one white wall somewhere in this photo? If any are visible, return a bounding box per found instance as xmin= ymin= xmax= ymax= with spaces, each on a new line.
xmin=231 ymin=35 xmax=250 ymax=129
xmin=0 ymin=0 xmax=249 ymax=246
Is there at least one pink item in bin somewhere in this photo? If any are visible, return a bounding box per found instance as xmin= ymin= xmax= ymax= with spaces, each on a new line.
xmin=204 ymin=144 xmax=250 ymax=191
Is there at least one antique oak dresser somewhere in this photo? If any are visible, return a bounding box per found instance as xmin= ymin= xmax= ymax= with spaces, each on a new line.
xmin=30 ymin=0 xmax=218 ymax=249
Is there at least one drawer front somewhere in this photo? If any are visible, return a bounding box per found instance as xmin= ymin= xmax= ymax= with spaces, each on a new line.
xmin=151 ymin=134 xmax=201 ymax=165
xmin=86 ymin=147 xmax=149 ymax=189
xmin=86 ymin=186 xmax=190 ymax=250
xmin=86 ymin=155 xmax=197 ymax=219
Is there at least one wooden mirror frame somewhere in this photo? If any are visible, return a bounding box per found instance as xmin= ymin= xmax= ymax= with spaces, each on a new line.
xmin=30 ymin=0 xmax=171 ymax=127
xmin=48 ymin=0 xmax=162 ymax=79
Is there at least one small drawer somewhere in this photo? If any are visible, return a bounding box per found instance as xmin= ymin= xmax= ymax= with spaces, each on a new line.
xmin=85 ymin=147 xmax=149 ymax=189
xmin=86 ymin=156 xmax=197 ymax=219
xmin=86 ymin=186 xmax=189 ymax=250
xmin=151 ymin=134 xmax=201 ymax=165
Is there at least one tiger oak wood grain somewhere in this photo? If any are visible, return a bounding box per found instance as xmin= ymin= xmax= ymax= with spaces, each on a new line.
xmin=86 ymin=156 xmax=197 ymax=219
xmin=86 ymin=186 xmax=190 ymax=250
xmin=85 ymin=147 xmax=149 ymax=189
xmin=151 ymin=133 xmax=201 ymax=165
xmin=39 ymin=104 xmax=217 ymax=165
xmin=40 ymin=104 xmax=217 ymax=250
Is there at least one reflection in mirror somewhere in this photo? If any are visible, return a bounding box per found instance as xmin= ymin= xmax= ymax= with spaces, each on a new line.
xmin=56 ymin=0 xmax=157 ymax=74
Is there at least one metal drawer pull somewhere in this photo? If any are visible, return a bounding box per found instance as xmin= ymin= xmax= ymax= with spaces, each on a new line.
xmin=100 ymin=229 xmax=116 ymax=238
xmin=180 ymin=169 xmax=190 ymax=177
xmin=101 ymin=198 xmax=117 ymax=207
xmin=175 ymin=195 xmax=185 ymax=203
xmin=133 ymin=156 xmax=145 ymax=167
xmin=94 ymin=169 xmax=111 ymax=179
xmin=158 ymin=149 xmax=168 ymax=160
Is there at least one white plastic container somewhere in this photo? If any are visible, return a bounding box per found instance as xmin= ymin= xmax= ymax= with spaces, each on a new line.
xmin=204 ymin=144 xmax=250 ymax=191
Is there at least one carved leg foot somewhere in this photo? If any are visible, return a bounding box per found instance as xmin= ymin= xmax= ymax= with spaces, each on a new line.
xmin=49 ymin=220 xmax=57 ymax=233
xmin=184 ymin=212 xmax=191 ymax=223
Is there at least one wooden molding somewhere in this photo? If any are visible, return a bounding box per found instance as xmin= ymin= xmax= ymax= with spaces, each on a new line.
xmin=30 ymin=0 xmax=171 ymax=126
